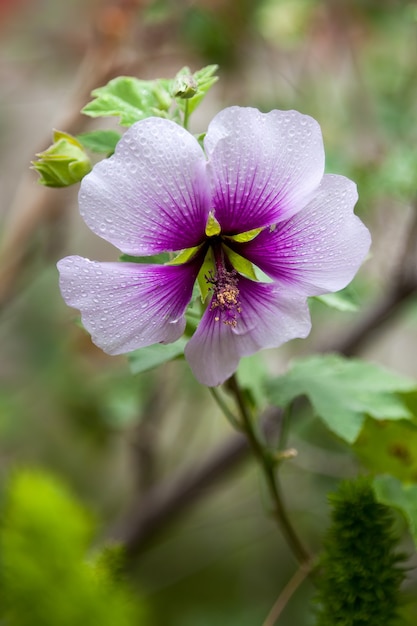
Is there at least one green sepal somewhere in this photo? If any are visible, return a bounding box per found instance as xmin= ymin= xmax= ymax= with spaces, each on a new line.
xmin=82 ymin=76 xmax=173 ymax=126
xmin=225 ymin=227 xmax=263 ymax=243
xmin=196 ymin=132 xmax=206 ymax=149
xmin=172 ymin=68 xmax=198 ymax=99
xmin=165 ymin=245 xmax=203 ymax=265
xmin=119 ymin=253 xmax=170 ymax=264
xmin=32 ymin=129 xmax=92 ymax=187
xmin=197 ymin=247 xmax=215 ymax=302
xmin=205 ymin=211 xmax=221 ymax=237
xmin=77 ymin=130 xmax=121 ymax=155
xmin=223 ymin=244 xmax=258 ymax=280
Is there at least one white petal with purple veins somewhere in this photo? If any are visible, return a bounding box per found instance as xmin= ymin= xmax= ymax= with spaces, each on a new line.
xmin=57 ymin=256 xmax=198 ymax=354
xmin=241 ymin=174 xmax=371 ymax=295
xmin=79 ymin=118 xmax=210 ymax=256
xmin=185 ymin=277 xmax=311 ymax=386
xmin=204 ymin=107 xmax=325 ymax=234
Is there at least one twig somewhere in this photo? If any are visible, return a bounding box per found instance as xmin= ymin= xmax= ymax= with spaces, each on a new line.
xmin=111 ymin=423 xmax=251 ymax=558
xmin=262 ymin=560 xmax=314 ymax=626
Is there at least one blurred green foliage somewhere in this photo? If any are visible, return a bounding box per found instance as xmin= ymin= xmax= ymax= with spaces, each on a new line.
xmin=0 ymin=470 xmax=146 ymax=625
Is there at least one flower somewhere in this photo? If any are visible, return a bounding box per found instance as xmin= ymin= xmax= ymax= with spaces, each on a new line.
xmin=57 ymin=107 xmax=371 ymax=386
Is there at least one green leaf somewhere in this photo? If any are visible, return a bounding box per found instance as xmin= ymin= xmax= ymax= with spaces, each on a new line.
xmin=266 ymin=355 xmax=416 ymax=443
xmin=77 ymin=130 xmax=121 ymax=154
xmin=314 ymin=285 xmax=360 ymax=312
xmin=238 ymin=352 xmax=268 ymax=410
xmin=82 ymin=76 xmax=172 ymax=126
xmin=354 ymin=414 xmax=417 ymax=482
xmin=128 ymin=337 xmax=188 ymax=375
xmin=373 ymin=474 xmax=417 ymax=548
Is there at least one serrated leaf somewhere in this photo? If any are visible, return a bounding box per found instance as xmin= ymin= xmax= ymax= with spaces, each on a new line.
xmin=315 ymin=285 xmax=359 ymax=312
xmin=82 ymin=76 xmax=172 ymax=126
xmin=354 ymin=412 xmax=417 ymax=481
xmin=77 ymin=130 xmax=121 ymax=154
xmin=266 ymin=355 xmax=416 ymax=443
xmin=373 ymin=474 xmax=417 ymax=547
xmin=128 ymin=337 xmax=187 ymax=375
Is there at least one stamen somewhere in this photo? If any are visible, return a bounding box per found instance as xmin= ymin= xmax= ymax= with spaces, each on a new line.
xmin=206 ymin=266 xmax=242 ymax=327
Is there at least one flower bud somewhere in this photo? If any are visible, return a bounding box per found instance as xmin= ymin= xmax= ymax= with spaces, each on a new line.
xmin=32 ymin=130 xmax=92 ymax=187
xmin=172 ymin=69 xmax=198 ymax=99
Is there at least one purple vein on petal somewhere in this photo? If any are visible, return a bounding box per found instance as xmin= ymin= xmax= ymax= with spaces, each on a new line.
xmin=58 ymin=256 xmax=200 ymax=354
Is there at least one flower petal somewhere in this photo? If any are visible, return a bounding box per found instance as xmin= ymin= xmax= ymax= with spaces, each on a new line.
xmin=57 ymin=256 xmax=198 ymax=354
xmin=185 ymin=277 xmax=311 ymax=386
xmin=79 ymin=118 xmax=210 ymax=256
xmin=204 ymin=107 xmax=324 ymax=234
xmin=239 ymin=175 xmax=371 ymax=295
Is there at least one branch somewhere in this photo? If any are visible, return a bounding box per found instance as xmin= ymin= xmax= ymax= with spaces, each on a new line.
xmin=111 ymin=420 xmax=253 ymax=558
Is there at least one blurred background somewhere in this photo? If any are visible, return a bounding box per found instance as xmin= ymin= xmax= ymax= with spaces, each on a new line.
xmin=1 ymin=0 xmax=417 ymax=624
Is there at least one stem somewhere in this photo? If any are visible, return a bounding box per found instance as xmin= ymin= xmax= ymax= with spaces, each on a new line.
xmin=208 ymin=387 xmax=241 ymax=430
xmin=262 ymin=560 xmax=313 ymax=626
xmin=183 ymin=99 xmax=190 ymax=130
xmin=226 ymin=374 xmax=311 ymax=566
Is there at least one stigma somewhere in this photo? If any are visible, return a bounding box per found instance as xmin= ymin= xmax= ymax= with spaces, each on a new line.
xmin=206 ymin=266 xmax=242 ymax=327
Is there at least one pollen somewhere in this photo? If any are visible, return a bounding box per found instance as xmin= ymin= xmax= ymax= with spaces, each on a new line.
xmin=206 ymin=267 xmax=242 ymax=327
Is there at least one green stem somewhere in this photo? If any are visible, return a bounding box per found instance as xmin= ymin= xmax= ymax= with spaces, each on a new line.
xmin=208 ymin=387 xmax=241 ymax=430
xmin=226 ymin=374 xmax=311 ymax=567
xmin=262 ymin=560 xmax=313 ymax=626
xmin=183 ymin=100 xmax=190 ymax=130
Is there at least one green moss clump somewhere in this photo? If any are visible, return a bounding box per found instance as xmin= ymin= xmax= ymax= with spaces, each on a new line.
xmin=314 ymin=477 xmax=406 ymax=626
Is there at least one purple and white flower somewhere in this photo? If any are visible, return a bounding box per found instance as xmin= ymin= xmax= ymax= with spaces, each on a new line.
xmin=58 ymin=107 xmax=371 ymax=386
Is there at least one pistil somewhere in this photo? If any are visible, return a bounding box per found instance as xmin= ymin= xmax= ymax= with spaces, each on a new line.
xmin=206 ymin=245 xmax=242 ymax=327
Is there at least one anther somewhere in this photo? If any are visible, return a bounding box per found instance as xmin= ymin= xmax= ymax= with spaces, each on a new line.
xmin=206 ymin=266 xmax=242 ymax=327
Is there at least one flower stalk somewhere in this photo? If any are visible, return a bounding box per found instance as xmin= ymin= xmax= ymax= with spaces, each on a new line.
xmin=225 ymin=375 xmax=311 ymax=567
